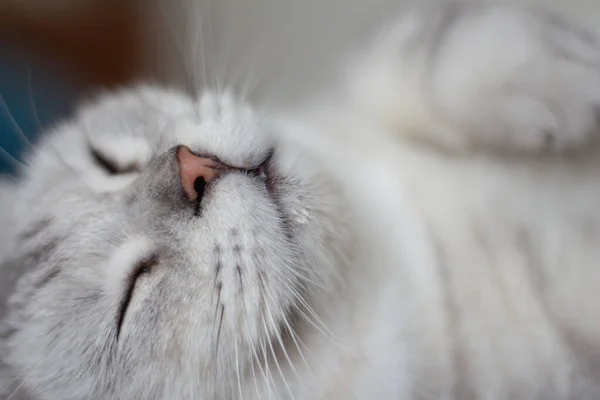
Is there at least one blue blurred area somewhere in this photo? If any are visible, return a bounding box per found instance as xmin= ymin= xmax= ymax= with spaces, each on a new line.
xmin=0 ymin=39 xmax=81 ymax=176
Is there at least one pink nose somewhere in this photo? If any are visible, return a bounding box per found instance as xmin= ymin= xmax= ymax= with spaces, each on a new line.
xmin=177 ymin=146 xmax=222 ymax=201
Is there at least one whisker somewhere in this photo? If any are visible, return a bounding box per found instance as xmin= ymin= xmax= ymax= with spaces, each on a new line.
xmin=0 ymin=370 xmax=20 ymax=396
xmin=289 ymin=331 xmax=334 ymax=399
xmin=0 ymin=93 xmax=36 ymax=153
xmin=2 ymin=84 xmax=80 ymax=180
xmin=215 ymin=304 xmax=225 ymax=356
xmin=260 ymin=279 xmax=313 ymax=399
xmin=200 ymin=0 xmax=222 ymax=96
xmin=216 ymin=17 xmax=236 ymax=97
xmin=291 ymin=302 xmax=343 ymax=350
xmin=237 ymin=52 xmax=267 ymax=103
xmin=238 ymin=28 xmax=276 ymax=101
xmin=235 ymin=338 xmax=245 ymax=400
xmin=277 ymin=261 xmax=328 ymax=291
xmin=240 ymin=35 xmax=286 ymax=103
xmin=27 ymin=69 xmax=44 ymax=134
xmin=259 ymin=329 xmax=275 ymax=400
xmin=189 ymin=1 xmax=203 ymax=91
xmin=253 ymin=341 xmax=270 ymax=400
xmin=282 ymin=322 xmax=333 ymax=400
xmin=281 ymin=316 xmax=326 ymax=397
xmin=250 ymin=351 xmax=262 ymax=400
xmin=239 ymin=64 xmax=265 ymax=103
xmin=261 ymin=282 xmax=305 ymax=386
xmin=192 ymin=0 xmax=210 ymax=93
xmin=262 ymin=310 xmax=295 ymax=400
xmin=243 ymin=316 xmax=263 ymax=400
xmin=288 ymin=287 xmax=339 ymax=343
xmin=157 ymin=2 xmax=199 ymax=98
xmin=5 ymin=378 xmax=26 ymax=400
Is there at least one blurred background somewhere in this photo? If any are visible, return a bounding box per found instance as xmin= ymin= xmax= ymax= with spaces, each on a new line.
xmin=0 ymin=0 xmax=146 ymax=174
xmin=1 ymin=0 xmax=599 ymax=175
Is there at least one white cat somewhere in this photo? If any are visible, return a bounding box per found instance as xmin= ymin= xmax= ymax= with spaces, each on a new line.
xmin=2 ymin=2 xmax=600 ymax=399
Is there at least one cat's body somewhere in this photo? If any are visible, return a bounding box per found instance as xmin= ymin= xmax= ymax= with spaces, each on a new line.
xmin=2 ymin=2 xmax=600 ymax=399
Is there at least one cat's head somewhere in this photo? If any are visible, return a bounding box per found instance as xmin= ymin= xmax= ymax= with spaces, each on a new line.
xmin=0 ymin=85 xmax=349 ymax=399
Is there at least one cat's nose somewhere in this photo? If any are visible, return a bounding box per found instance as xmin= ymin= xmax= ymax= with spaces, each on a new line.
xmin=177 ymin=146 xmax=223 ymax=201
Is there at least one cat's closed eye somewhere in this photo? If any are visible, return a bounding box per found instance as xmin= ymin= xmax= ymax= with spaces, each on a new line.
xmin=116 ymin=254 xmax=158 ymax=338
xmin=90 ymin=146 xmax=142 ymax=175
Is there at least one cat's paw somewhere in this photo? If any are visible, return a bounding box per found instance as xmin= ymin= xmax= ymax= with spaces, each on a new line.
xmin=350 ymin=2 xmax=600 ymax=152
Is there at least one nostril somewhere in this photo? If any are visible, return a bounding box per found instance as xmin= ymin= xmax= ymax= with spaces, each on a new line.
xmin=177 ymin=146 xmax=223 ymax=202
xmin=193 ymin=176 xmax=207 ymax=200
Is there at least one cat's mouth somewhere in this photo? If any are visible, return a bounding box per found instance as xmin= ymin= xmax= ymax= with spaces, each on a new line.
xmin=254 ymin=150 xmax=279 ymax=195
xmin=183 ymin=147 xmax=275 ymax=184
xmin=245 ymin=150 xmax=275 ymax=185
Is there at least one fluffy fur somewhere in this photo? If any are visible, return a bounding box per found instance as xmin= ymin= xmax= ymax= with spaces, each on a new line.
xmin=2 ymin=2 xmax=600 ymax=399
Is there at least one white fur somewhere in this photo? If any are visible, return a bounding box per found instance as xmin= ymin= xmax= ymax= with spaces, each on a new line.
xmin=2 ymin=2 xmax=600 ymax=399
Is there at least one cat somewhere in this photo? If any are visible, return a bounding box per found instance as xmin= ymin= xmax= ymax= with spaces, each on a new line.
xmin=2 ymin=1 xmax=600 ymax=399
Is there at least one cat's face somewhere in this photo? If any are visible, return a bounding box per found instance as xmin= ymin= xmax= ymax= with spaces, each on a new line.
xmin=0 ymin=86 xmax=348 ymax=399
